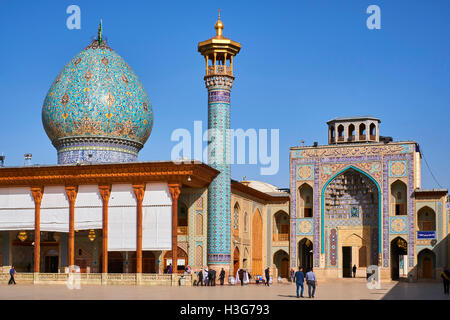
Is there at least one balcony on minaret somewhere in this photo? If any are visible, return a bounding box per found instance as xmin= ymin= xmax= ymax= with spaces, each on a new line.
xmin=207 ymin=64 xmax=232 ymax=76
xmin=198 ymin=12 xmax=241 ymax=78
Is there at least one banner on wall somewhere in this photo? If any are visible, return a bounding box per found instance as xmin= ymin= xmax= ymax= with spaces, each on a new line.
xmin=417 ymin=231 xmax=436 ymax=239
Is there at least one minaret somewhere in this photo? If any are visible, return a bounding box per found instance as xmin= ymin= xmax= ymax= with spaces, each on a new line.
xmin=198 ymin=12 xmax=241 ymax=274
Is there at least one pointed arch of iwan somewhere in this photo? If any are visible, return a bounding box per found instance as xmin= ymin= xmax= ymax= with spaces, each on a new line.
xmin=320 ymin=165 xmax=382 ymax=254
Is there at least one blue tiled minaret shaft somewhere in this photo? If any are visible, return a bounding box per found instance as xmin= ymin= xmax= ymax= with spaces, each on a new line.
xmin=198 ymin=13 xmax=241 ymax=269
xmin=206 ymin=76 xmax=233 ymax=265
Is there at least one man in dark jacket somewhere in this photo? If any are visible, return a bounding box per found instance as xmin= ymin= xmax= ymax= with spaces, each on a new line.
xmin=264 ymin=267 xmax=270 ymax=287
xmin=197 ymin=269 xmax=203 ymax=286
xmin=208 ymin=269 xmax=216 ymax=286
xmin=219 ymin=268 xmax=226 ymax=285
xmin=294 ymin=267 xmax=305 ymax=298
xmin=352 ymin=265 xmax=357 ymax=278
xmin=238 ymin=268 xmax=244 ymax=286
xmin=441 ymin=266 xmax=450 ymax=294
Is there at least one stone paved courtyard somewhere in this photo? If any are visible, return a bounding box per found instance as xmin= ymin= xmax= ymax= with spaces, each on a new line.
xmin=0 ymin=278 xmax=448 ymax=300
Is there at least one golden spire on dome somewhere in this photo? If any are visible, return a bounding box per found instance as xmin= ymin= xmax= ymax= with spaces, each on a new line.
xmin=215 ymin=9 xmax=224 ymax=37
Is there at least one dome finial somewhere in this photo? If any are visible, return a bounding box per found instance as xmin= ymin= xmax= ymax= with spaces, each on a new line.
xmin=215 ymin=9 xmax=224 ymax=37
xmin=97 ymin=19 xmax=103 ymax=45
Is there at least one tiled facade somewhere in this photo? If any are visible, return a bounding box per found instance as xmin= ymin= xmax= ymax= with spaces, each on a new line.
xmin=290 ymin=123 xmax=449 ymax=280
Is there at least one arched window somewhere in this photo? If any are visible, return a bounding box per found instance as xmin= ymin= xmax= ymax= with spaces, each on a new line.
xmin=244 ymin=212 xmax=248 ymax=232
xmin=391 ymin=180 xmax=407 ymax=215
xmin=417 ymin=207 xmax=436 ymax=231
xmin=178 ymin=201 xmax=188 ymax=235
xmin=233 ymin=202 xmax=240 ymax=230
xmin=196 ymin=245 xmax=203 ymax=267
xmin=298 ymin=183 xmax=313 ymax=218
xmin=330 ymin=126 xmax=335 ymax=142
xmin=196 ymin=213 xmax=203 ymax=235
xmin=370 ymin=123 xmax=376 ymax=140
xmin=338 ymin=125 xmax=344 ymax=141
xmin=359 ymin=123 xmax=366 ymax=140
xmin=348 ymin=124 xmax=355 ymax=141
xmin=273 ymin=211 xmax=289 ymax=241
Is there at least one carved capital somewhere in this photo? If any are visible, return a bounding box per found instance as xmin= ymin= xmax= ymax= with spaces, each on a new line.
xmin=30 ymin=186 xmax=43 ymax=205
xmin=65 ymin=186 xmax=78 ymax=203
xmin=98 ymin=185 xmax=111 ymax=203
xmin=132 ymin=184 xmax=146 ymax=202
xmin=168 ymin=183 xmax=181 ymax=202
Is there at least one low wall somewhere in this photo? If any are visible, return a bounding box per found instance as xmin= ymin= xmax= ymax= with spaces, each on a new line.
xmin=0 ymin=273 xmax=192 ymax=286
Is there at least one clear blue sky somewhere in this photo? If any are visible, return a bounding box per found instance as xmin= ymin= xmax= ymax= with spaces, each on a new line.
xmin=0 ymin=0 xmax=449 ymax=190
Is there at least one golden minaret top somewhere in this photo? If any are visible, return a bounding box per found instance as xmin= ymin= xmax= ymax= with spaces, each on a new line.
xmin=198 ymin=10 xmax=241 ymax=77
xmin=215 ymin=9 xmax=224 ymax=37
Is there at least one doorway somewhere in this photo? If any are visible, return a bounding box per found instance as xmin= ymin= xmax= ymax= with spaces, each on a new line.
xmin=390 ymin=237 xmax=407 ymax=280
xmin=423 ymin=257 xmax=432 ymax=278
xmin=44 ymin=249 xmax=59 ymax=273
xmin=298 ymin=238 xmax=313 ymax=271
xmin=342 ymin=246 xmax=352 ymax=278
xmin=233 ymin=247 xmax=240 ymax=276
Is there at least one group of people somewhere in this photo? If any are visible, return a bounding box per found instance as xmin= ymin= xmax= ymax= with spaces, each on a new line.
xmin=195 ymin=267 xmax=226 ymax=286
xmin=293 ymin=267 xmax=317 ymax=298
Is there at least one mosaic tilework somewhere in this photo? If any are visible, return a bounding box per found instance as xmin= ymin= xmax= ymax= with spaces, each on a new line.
xmin=42 ymin=39 xmax=153 ymax=164
xmin=389 ymin=160 xmax=407 ymax=177
xmin=206 ymin=75 xmax=233 ymax=265
xmin=58 ymin=148 xmax=137 ymax=163
xmin=297 ymin=164 xmax=314 ymax=180
xmin=329 ymin=229 xmax=337 ymax=267
xmin=296 ymin=218 xmax=313 ymax=235
xmin=382 ymin=153 xmax=414 ymax=268
xmin=389 ymin=216 xmax=408 ymax=234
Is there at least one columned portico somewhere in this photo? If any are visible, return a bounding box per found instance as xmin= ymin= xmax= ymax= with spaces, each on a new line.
xmin=133 ymin=184 xmax=145 ymax=273
xmin=31 ymin=187 xmax=43 ymax=273
xmin=65 ymin=186 xmax=78 ymax=267
xmin=169 ymin=183 xmax=181 ymax=273
xmin=99 ymin=185 xmax=111 ymax=274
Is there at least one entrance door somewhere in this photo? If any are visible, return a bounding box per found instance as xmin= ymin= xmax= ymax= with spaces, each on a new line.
xmin=45 ymin=256 xmax=59 ymax=273
xmin=233 ymin=247 xmax=240 ymax=276
xmin=423 ymin=257 xmax=432 ymax=278
xmin=342 ymin=246 xmax=352 ymax=278
xmin=280 ymin=258 xmax=289 ymax=278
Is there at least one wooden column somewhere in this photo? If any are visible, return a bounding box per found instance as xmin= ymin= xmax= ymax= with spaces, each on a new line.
xmin=99 ymin=185 xmax=111 ymax=274
xmin=65 ymin=186 xmax=78 ymax=267
xmin=31 ymin=187 xmax=43 ymax=273
xmin=133 ymin=184 xmax=145 ymax=274
xmin=169 ymin=184 xmax=181 ymax=273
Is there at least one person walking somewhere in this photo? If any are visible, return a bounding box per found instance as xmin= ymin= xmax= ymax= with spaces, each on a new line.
xmin=219 ymin=268 xmax=225 ymax=285
xmin=352 ymin=265 xmax=357 ymax=278
xmin=294 ymin=267 xmax=305 ymax=298
xmin=8 ymin=266 xmax=16 ymax=285
xmin=290 ymin=268 xmax=295 ymax=283
xmin=305 ymin=268 xmax=317 ymax=298
xmin=441 ymin=266 xmax=450 ymax=294
xmin=264 ymin=267 xmax=270 ymax=287
xmin=238 ymin=268 xmax=244 ymax=286
xmin=197 ymin=269 xmax=203 ymax=286
xmin=168 ymin=263 xmax=173 ymax=274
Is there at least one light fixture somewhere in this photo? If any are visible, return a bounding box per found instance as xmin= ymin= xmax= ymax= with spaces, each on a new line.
xmin=187 ymin=176 xmax=191 ymax=182
xmin=18 ymin=231 xmax=28 ymax=242
xmin=88 ymin=229 xmax=96 ymax=242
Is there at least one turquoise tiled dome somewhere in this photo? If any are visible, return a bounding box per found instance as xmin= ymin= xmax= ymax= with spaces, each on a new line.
xmin=42 ymin=37 xmax=153 ymax=164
